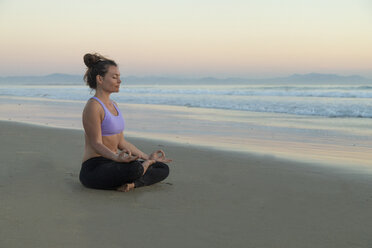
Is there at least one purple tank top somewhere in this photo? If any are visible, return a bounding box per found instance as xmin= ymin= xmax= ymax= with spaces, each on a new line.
xmin=91 ymin=97 xmax=125 ymax=136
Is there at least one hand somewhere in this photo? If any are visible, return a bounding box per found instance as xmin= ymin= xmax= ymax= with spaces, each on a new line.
xmin=115 ymin=150 xmax=139 ymax=163
xmin=149 ymin=150 xmax=172 ymax=163
xmin=141 ymin=159 xmax=157 ymax=175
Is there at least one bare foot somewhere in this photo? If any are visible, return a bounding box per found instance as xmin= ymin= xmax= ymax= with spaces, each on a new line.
xmin=117 ymin=183 xmax=135 ymax=192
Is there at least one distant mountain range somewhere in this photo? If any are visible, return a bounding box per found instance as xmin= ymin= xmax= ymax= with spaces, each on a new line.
xmin=0 ymin=73 xmax=83 ymax=84
xmin=0 ymin=73 xmax=371 ymax=85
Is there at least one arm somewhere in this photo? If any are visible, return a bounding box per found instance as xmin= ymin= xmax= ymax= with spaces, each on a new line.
xmin=118 ymin=133 xmax=149 ymax=160
xmin=113 ymin=102 xmax=171 ymax=163
xmin=83 ymin=100 xmax=137 ymax=162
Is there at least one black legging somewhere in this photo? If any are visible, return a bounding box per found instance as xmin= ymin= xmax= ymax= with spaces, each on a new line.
xmin=79 ymin=156 xmax=169 ymax=190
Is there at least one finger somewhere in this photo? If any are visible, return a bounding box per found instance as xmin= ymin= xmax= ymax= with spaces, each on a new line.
xmin=158 ymin=150 xmax=165 ymax=158
xmin=120 ymin=150 xmax=128 ymax=156
xmin=157 ymin=157 xmax=172 ymax=163
xmin=130 ymin=155 xmax=139 ymax=162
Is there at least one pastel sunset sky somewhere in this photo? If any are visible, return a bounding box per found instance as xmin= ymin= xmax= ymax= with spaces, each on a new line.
xmin=0 ymin=0 xmax=371 ymax=78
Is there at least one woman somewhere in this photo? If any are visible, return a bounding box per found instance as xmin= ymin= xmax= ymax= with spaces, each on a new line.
xmin=79 ymin=53 xmax=171 ymax=192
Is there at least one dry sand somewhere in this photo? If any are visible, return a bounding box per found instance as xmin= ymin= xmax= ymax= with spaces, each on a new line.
xmin=1 ymin=120 xmax=372 ymax=248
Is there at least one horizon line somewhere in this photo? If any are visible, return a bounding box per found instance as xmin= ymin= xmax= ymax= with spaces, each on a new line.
xmin=0 ymin=72 xmax=371 ymax=80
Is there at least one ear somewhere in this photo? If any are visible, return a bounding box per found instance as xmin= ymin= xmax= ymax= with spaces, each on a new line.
xmin=96 ymin=74 xmax=104 ymax=86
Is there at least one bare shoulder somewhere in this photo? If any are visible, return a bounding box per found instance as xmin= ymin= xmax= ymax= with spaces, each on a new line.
xmin=83 ymin=98 xmax=104 ymax=118
xmin=85 ymin=98 xmax=102 ymax=109
xmin=82 ymin=99 xmax=104 ymax=140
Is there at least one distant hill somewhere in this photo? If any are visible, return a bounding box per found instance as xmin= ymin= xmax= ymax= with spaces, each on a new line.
xmin=276 ymin=73 xmax=369 ymax=83
xmin=0 ymin=73 xmax=83 ymax=85
xmin=0 ymin=73 xmax=371 ymax=85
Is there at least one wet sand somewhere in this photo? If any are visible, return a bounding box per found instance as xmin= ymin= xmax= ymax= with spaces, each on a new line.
xmin=1 ymin=120 xmax=372 ymax=248
xmin=1 ymin=95 xmax=372 ymax=167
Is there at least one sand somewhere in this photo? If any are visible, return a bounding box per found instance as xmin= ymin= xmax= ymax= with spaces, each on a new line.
xmin=2 ymin=95 xmax=372 ymax=168
xmin=1 ymin=120 xmax=372 ymax=248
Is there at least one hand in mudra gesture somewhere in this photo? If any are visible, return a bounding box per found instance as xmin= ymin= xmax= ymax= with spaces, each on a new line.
xmin=149 ymin=150 xmax=172 ymax=163
xmin=115 ymin=150 xmax=139 ymax=163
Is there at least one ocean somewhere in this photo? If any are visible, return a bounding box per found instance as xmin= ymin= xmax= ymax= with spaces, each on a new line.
xmin=1 ymin=83 xmax=372 ymax=118
xmin=1 ymin=82 xmax=371 ymax=168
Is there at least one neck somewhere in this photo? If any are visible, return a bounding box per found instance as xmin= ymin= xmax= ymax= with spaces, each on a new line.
xmin=94 ymin=90 xmax=111 ymax=104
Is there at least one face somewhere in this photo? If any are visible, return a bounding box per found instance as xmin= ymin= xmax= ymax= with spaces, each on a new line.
xmin=97 ymin=66 xmax=121 ymax=93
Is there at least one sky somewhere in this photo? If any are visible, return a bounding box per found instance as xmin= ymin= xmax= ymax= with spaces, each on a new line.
xmin=0 ymin=0 xmax=371 ymax=78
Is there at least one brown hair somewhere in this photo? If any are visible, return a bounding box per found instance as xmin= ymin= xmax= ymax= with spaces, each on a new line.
xmin=83 ymin=53 xmax=117 ymax=89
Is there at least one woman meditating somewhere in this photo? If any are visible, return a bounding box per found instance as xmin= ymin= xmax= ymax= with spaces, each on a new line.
xmin=79 ymin=53 xmax=171 ymax=192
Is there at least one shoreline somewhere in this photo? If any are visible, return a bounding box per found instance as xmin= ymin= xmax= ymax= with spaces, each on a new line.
xmin=1 ymin=95 xmax=372 ymax=169
xmin=1 ymin=118 xmax=372 ymax=173
xmin=1 ymin=120 xmax=372 ymax=247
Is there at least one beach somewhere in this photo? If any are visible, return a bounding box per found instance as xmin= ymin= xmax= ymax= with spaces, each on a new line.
xmin=2 ymin=0 xmax=372 ymax=246
xmin=1 ymin=94 xmax=372 ymax=168
xmin=1 ymin=83 xmax=372 ymax=247
xmin=1 ymin=120 xmax=372 ymax=248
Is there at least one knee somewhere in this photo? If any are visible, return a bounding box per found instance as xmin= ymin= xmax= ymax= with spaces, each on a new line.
xmin=155 ymin=162 xmax=170 ymax=180
xmin=130 ymin=161 xmax=144 ymax=178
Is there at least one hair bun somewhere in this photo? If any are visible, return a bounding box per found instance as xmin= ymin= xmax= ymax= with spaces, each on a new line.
xmin=83 ymin=53 xmax=102 ymax=67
